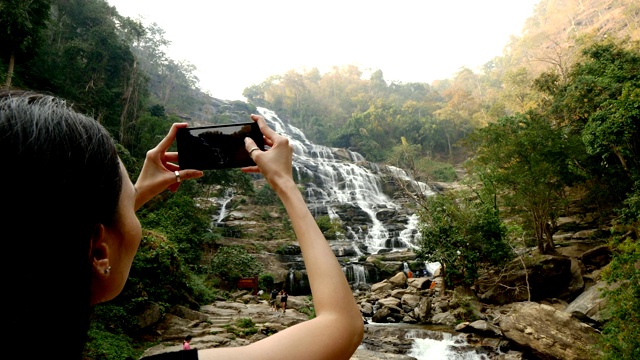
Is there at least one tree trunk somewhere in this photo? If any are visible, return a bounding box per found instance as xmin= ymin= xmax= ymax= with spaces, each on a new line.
xmin=611 ymin=146 xmax=629 ymax=174
xmin=120 ymin=58 xmax=139 ymax=147
xmin=4 ymin=49 xmax=15 ymax=88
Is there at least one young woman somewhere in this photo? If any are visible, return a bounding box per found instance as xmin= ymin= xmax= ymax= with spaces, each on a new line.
xmin=1 ymin=90 xmax=363 ymax=360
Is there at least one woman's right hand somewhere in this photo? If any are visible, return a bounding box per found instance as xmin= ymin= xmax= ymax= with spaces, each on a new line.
xmin=134 ymin=122 xmax=203 ymax=210
xmin=241 ymin=114 xmax=295 ymax=193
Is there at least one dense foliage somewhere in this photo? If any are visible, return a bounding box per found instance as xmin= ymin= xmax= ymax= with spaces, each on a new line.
xmin=464 ymin=39 xmax=640 ymax=357
xmin=463 ymin=112 xmax=581 ymax=253
xmin=598 ymin=182 xmax=640 ymax=360
xmin=209 ymin=245 xmax=264 ymax=287
xmin=416 ymin=191 xmax=513 ymax=288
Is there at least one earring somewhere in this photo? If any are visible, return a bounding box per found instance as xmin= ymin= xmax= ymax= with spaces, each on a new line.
xmin=104 ymin=266 xmax=112 ymax=275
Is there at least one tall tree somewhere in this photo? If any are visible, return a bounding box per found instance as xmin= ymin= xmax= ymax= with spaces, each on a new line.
xmin=536 ymin=39 xmax=640 ymax=205
xmin=464 ymin=112 xmax=581 ymax=254
xmin=0 ymin=0 xmax=51 ymax=87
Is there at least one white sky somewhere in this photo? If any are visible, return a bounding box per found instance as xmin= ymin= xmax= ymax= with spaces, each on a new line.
xmin=106 ymin=0 xmax=539 ymax=101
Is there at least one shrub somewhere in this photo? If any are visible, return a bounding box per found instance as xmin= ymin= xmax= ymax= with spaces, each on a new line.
xmin=253 ymin=184 xmax=280 ymax=205
xmin=597 ymin=236 xmax=640 ymax=360
xmin=224 ymin=318 xmax=258 ymax=337
xmin=210 ymin=245 xmax=263 ymax=288
xmin=315 ymin=215 xmax=343 ymax=240
xmin=259 ymin=273 xmax=275 ymax=292
xmin=83 ymin=322 xmax=148 ymax=360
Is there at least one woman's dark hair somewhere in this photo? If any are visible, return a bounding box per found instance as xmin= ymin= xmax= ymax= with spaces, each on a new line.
xmin=0 ymin=90 xmax=122 ymax=359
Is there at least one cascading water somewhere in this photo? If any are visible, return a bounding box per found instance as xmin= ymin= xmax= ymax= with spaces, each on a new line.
xmin=257 ymin=107 xmax=435 ymax=255
xmin=343 ymin=264 xmax=368 ymax=287
xmin=406 ymin=330 xmax=491 ymax=359
xmin=216 ymin=188 xmax=235 ymax=224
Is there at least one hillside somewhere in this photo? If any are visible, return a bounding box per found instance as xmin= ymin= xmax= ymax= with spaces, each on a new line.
xmin=503 ymin=0 xmax=639 ymax=78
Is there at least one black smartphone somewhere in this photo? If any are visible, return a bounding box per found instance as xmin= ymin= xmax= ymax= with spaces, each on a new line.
xmin=176 ymin=122 xmax=265 ymax=170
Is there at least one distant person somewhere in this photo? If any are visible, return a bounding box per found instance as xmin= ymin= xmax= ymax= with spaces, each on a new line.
xmin=407 ymin=270 xmax=413 ymax=278
xmin=280 ymin=290 xmax=289 ymax=313
xmin=270 ymin=288 xmax=279 ymax=311
xmin=183 ymin=335 xmax=192 ymax=350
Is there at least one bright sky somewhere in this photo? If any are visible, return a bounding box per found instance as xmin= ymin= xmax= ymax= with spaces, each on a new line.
xmin=106 ymin=0 xmax=539 ymax=101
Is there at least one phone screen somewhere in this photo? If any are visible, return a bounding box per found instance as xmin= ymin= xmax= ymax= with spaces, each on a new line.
xmin=176 ymin=122 xmax=265 ymax=170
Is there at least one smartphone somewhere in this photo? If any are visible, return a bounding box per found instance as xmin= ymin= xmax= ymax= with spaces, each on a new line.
xmin=176 ymin=122 xmax=265 ymax=170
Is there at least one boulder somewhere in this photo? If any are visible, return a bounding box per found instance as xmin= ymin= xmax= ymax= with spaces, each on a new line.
xmin=478 ymin=255 xmax=573 ymax=304
xmin=564 ymin=280 xmax=619 ymax=322
xmin=579 ymin=245 xmax=612 ymax=271
xmin=499 ymin=302 xmax=602 ymax=360
xmin=389 ymin=272 xmax=408 ymax=287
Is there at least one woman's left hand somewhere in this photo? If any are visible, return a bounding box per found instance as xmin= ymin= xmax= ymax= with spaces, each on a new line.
xmin=134 ymin=123 xmax=203 ymax=210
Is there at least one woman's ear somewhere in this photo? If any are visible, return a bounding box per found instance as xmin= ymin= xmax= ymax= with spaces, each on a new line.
xmin=89 ymin=224 xmax=111 ymax=277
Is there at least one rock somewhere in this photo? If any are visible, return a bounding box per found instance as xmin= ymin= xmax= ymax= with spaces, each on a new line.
xmin=579 ymin=245 xmax=612 ymax=271
xmin=388 ymin=272 xmax=407 ymax=287
xmin=564 ymin=280 xmax=618 ymax=322
xmin=407 ymin=277 xmax=432 ymax=290
xmin=499 ymin=302 xmax=603 ymax=360
xmin=431 ymin=311 xmax=457 ymax=326
xmin=478 ymin=255 xmax=573 ymax=304
xmin=360 ymin=302 xmax=374 ymax=316
xmin=351 ymin=348 xmax=417 ymax=359
xmin=136 ymin=301 xmax=163 ymax=329
xmin=414 ymin=297 xmax=432 ymax=323
xmin=457 ymin=320 xmax=503 ymax=337
xmin=378 ymin=297 xmax=402 ymax=308
xmin=372 ymin=307 xmax=392 ymax=323
xmin=400 ymin=294 xmax=421 ymax=309
xmin=556 ymin=257 xmax=585 ymax=299
xmin=371 ymin=280 xmax=394 ymax=293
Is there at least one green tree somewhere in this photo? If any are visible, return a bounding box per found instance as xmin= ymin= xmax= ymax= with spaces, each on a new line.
xmin=598 ymin=235 xmax=640 ymax=360
xmin=464 ymin=112 xmax=582 ymax=254
xmin=138 ymin=190 xmax=212 ymax=265
xmin=596 ymin=180 xmax=640 ymax=360
xmin=210 ymin=245 xmax=263 ymax=288
xmin=21 ymin=0 xmax=136 ymax=138
xmin=416 ymin=191 xmax=512 ymax=288
xmin=0 ymin=0 xmax=51 ymax=87
xmin=535 ymin=39 xmax=640 ymax=207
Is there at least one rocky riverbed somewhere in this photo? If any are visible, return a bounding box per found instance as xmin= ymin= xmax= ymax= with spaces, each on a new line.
xmin=139 ymin=233 xmax=613 ymax=359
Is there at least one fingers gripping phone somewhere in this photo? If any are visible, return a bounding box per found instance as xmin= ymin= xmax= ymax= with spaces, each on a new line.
xmin=176 ymin=122 xmax=265 ymax=170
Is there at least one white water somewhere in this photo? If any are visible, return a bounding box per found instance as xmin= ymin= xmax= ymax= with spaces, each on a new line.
xmin=257 ymin=107 xmax=434 ymax=254
xmin=343 ymin=264 xmax=368 ymax=286
xmin=407 ymin=331 xmax=489 ymax=360
xmin=216 ymin=188 xmax=235 ymax=223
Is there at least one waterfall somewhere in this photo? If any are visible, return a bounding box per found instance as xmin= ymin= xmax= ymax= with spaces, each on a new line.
xmin=385 ymin=165 xmax=433 ymax=196
xmin=398 ymin=213 xmax=421 ymax=248
xmin=216 ymin=188 xmax=235 ymax=224
xmin=343 ymin=264 xmax=368 ymax=286
xmin=288 ymin=269 xmax=294 ymax=293
xmin=257 ymin=107 xmax=434 ymax=255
